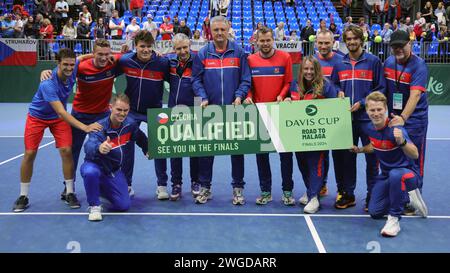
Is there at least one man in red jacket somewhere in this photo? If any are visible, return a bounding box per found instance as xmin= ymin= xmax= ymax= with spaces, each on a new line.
xmin=245 ymin=26 xmax=294 ymax=206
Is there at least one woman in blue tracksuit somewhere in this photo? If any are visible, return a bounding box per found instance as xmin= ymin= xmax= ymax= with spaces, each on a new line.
xmin=288 ymin=56 xmax=337 ymax=214
xmin=81 ymin=94 xmax=148 ymax=221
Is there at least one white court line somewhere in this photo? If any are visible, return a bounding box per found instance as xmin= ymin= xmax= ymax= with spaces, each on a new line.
xmin=0 ymin=212 xmax=449 ymax=219
xmin=0 ymin=140 xmax=55 ymax=166
xmin=304 ymin=215 xmax=327 ymax=253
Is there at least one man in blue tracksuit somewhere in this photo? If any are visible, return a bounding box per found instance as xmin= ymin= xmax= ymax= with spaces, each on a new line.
xmin=81 ymin=94 xmax=148 ymax=221
xmin=192 ymin=16 xmax=251 ymax=205
xmin=351 ymin=91 xmax=427 ymax=237
xmin=314 ymin=29 xmax=344 ymax=199
xmin=117 ymin=30 xmax=171 ymax=200
xmin=331 ymin=25 xmax=385 ymax=210
xmin=384 ymin=30 xmax=429 ymax=187
xmin=167 ymin=33 xmax=200 ymax=201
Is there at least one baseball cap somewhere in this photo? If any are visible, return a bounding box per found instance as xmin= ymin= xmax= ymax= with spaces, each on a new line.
xmin=389 ymin=30 xmax=410 ymax=47
xmin=147 ymin=14 xmax=153 ymax=19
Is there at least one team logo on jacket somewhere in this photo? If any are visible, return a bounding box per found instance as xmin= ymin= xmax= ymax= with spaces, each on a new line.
xmin=274 ymin=68 xmax=280 ymax=74
xmin=157 ymin=113 xmax=169 ymax=124
xmin=106 ymin=71 xmax=112 ymax=77
xmin=230 ymin=60 xmax=235 ymax=65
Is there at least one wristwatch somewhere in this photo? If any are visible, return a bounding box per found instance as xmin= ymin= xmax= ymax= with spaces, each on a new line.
xmin=399 ymin=139 xmax=407 ymax=147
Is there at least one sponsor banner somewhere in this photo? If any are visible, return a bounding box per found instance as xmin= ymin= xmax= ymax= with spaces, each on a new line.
xmin=110 ymin=39 xmax=207 ymax=55
xmin=147 ymin=98 xmax=353 ymax=158
xmin=154 ymin=40 xmax=208 ymax=55
xmin=190 ymin=40 xmax=208 ymax=53
xmin=155 ymin=40 xmax=175 ymax=55
xmin=426 ymin=64 xmax=450 ymax=105
xmin=274 ymin=41 xmax=302 ymax=64
xmin=0 ymin=39 xmax=37 ymax=66
xmin=110 ymin=39 xmax=133 ymax=53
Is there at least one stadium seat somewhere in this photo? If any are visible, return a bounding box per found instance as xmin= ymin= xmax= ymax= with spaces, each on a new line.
xmin=428 ymin=40 xmax=439 ymax=56
xmin=51 ymin=42 xmax=60 ymax=54
xmin=74 ymin=43 xmax=82 ymax=54
xmin=371 ymin=24 xmax=382 ymax=34
xmin=243 ymin=22 xmax=252 ymax=29
xmin=412 ymin=42 xmax=421 ymax=55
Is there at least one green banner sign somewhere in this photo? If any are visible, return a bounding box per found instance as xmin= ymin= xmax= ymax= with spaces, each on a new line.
xmin=147 ymin=98 xmax=354 ymax=159
xmin=427 ymin=64 xmax=450 ymax=105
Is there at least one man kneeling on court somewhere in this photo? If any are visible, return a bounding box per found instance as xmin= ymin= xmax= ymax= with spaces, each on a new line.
xmin=81 ymin=94 xmax=148 ymax=221
xmin=350 ymin=91 xmax=428 ymax=237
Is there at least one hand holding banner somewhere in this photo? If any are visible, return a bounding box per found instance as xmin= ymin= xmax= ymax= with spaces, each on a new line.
xmin=147 ymin=98 xmax=353 ymax=159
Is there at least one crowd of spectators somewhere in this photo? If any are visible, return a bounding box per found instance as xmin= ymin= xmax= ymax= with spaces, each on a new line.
xmin=1 ymin=0 xmax=449 ymax=61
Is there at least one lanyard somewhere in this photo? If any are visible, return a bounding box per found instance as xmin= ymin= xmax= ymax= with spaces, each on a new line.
xmin=394 ymin=54 xmax=411 ymax=91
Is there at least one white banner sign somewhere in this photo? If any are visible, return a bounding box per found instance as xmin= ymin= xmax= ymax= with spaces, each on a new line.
xmin=273 ymin=41 xmax=302 ymax=53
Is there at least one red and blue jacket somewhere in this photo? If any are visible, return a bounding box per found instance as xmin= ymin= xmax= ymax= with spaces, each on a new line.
xmin=73 ymin=54 xmax=122 ymax=114
xmin=362 ymin=119 xmax=416 ymax=175
xmin=247 ymin=49 xmax=292 ymax=102
xmin=83 ymin=116 xmax=148 ymax=176
xmin=168 ymin=52 xmax=196 ymax=107
xmin=314 ymin=51 xmax=343 ymax=80
xmin=384 ymin=54 xmax=428 ymax=128
xmin=118 ymin=52 xmax=170 ymax=114
xmin=192 ymin=41 xmax=251 ymax=105
xmin=331 ymin=51 xmax=385 ymax=121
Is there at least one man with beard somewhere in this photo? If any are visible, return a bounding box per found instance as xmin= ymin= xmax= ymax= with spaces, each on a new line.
xmin=331 ymin=25 xmax=385 ymax=211
xmin=244 ymin=26 xmax=294 ymax=206
xmin=312 ymin=29 xmax=344 ymax=201
xmin=383 ymin=30 xmax=429 ymax=195
xmin=13 ymin=49 xmax=102 ymax=212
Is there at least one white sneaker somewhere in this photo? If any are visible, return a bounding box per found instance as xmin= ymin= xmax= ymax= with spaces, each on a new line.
xmin=304 ymin=196 xmax=320 ymax=214
xmin=128 ymin=186 xmax=135 ymax=198
xmin=299 ymin=192 xmax=308 ymax=206
xmin=88 ymin=206 xmax=102 ymax=221
xmin=381 ymin=215 xmax=401 ymax=237
xmin=156 ymin=186 xmax=169 ymax=200
xmin=408 ymin=189 xmax=428 ymax=217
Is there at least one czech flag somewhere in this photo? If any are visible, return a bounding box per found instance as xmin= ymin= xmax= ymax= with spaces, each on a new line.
xmin=0 ymin=39 xmax=37 ymax=66
xmin=157 ymin=113 xmax=169 ymax=124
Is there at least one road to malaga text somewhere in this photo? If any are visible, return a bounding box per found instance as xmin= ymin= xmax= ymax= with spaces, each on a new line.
xmin=174 ymin=256 xmax=277 ymax=271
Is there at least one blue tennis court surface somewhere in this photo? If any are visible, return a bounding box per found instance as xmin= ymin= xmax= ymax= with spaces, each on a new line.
xmin=1 ymin=103 xmax=450 ymax=253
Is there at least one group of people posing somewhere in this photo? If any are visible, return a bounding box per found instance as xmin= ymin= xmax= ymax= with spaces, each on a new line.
xmin=13 ymin=15 xmax=429 ymax=237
